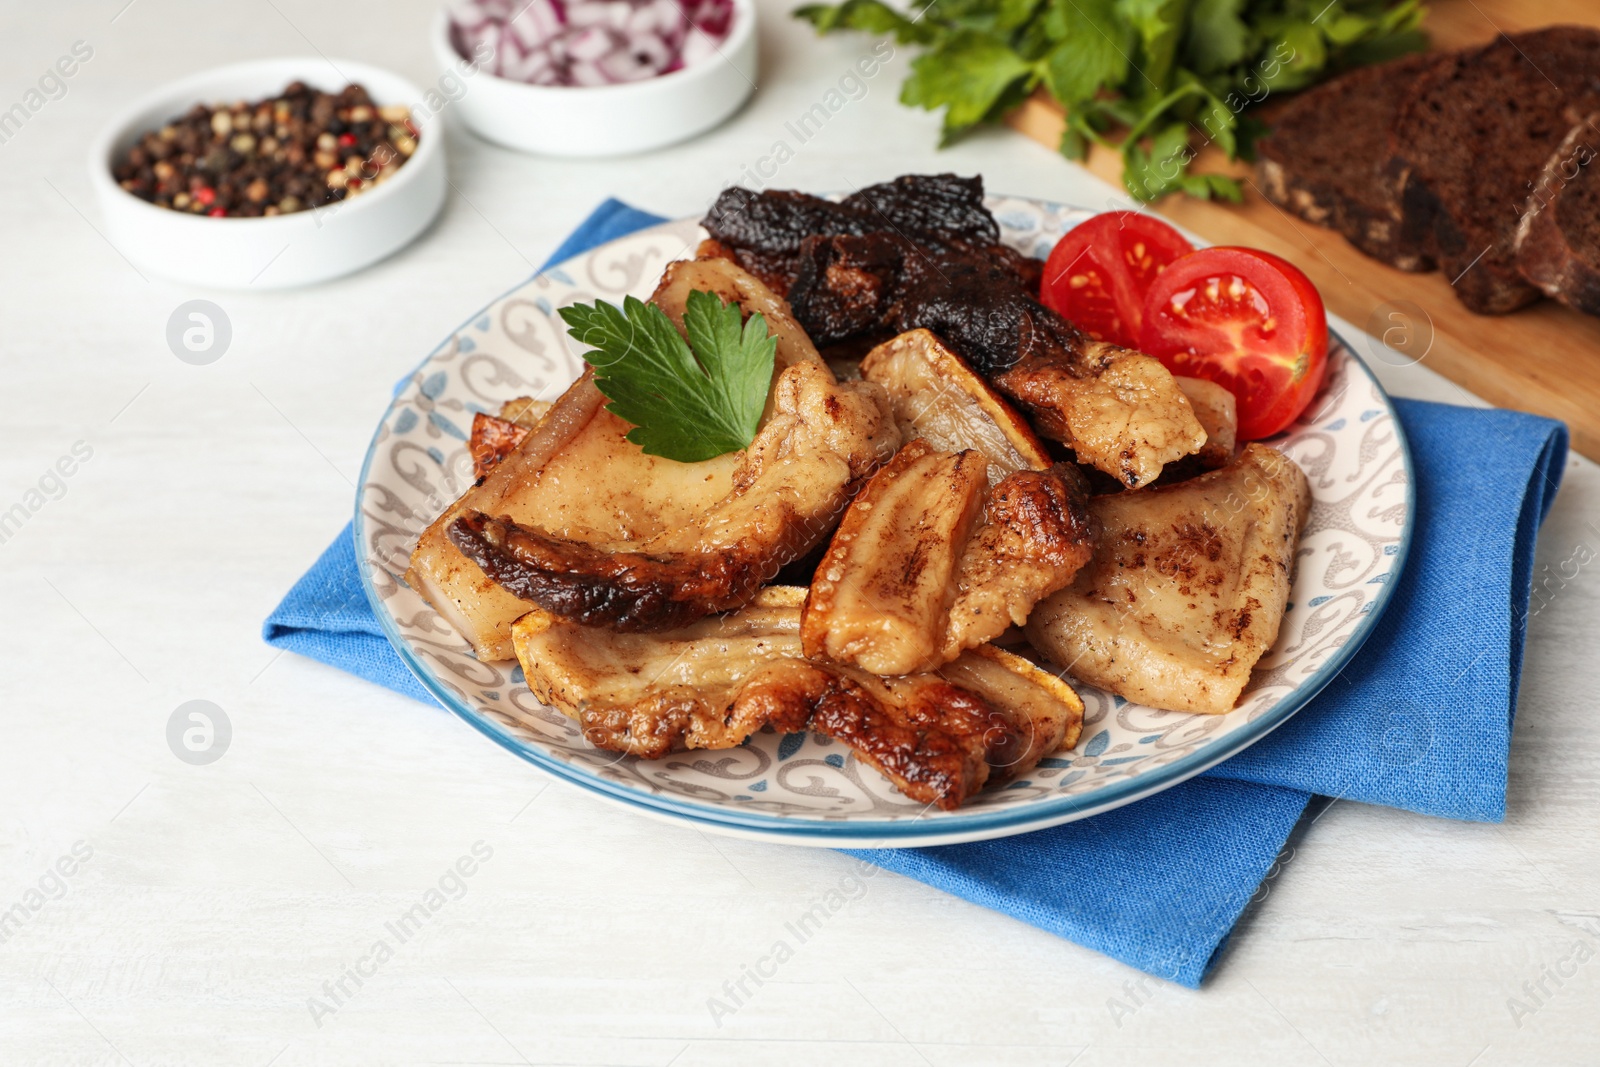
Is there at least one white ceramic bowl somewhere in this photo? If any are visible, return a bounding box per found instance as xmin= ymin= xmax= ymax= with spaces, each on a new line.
xmin=89 ymin=57 xmax=447 ymax=290
xmin=428 ymin=0 xmax=757 ymax=157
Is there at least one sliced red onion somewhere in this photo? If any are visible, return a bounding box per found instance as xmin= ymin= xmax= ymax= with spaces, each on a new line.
xmin=501 ymin=48 xmax=555 ymax=83
xmin=677 ymin=26 xmax=720 ymax=70
xmin=504 ymin=8 xmax=550 ymax=53
xmin=566 ymin=27 xmax=615 ymax=62
xmin=450 ymin=0 xmax=734 ymax=87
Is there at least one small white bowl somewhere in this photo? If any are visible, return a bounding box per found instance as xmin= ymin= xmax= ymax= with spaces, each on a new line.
xmin=89 ymin=57 xmax=447 ymax=290
xmin=429 ymin=0 xmax=757 ymax=157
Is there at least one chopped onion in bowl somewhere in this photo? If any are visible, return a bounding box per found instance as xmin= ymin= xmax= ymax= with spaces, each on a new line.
xmin=450 ymin=0 xmax=736 ymax=87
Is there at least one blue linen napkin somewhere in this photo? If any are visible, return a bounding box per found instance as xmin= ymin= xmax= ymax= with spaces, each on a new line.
xmin=264 ymin=201 xmax=1568 ymax=987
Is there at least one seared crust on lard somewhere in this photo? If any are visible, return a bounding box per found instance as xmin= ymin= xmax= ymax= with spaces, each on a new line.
xmin=405 ymin=256 xmax=859 ymax=659
xmin=801 ymin=439 xmax=1094 ymax=675
xmin=1026 ymin=444 xmax=1310 ymax=714
xmin=449 ymin=359 xmax=899 ymax=632
xmin=512 ymin=587 xmax=1083 ymax=810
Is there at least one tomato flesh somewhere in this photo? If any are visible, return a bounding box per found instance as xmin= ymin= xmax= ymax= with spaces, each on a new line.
xmin=1041 ymin=211 xmax=1194 ymax=348
xmin=1138 ymin=247 xmax=1328 ymax=441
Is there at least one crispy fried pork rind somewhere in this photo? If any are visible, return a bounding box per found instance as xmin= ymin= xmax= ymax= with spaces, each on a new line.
xmin=859 ymin=328 xmax=1051 ymax=484
xmin=649 ymin=256 xmax=824 ymax=376
xmin=1025 ymin=444 xmax=1311 ymax=715
xmin=802 ymin=436 xmax=1094 ymax=676
xmin=469 ymin=413 xmax=531 ymax=479
xmin=448 ymin=359 xmax=899 ymax=632
xmin=990 ymin=332 xmax=1208 ymax=490
xmin=512 ymin=588 xmax=1083 ymax=810
xmin=406 ymin=372 xmax=745 ymax=660
xmin=772 ymin=228 xmax=1207 ymax=488
xmin=405 ymin=256 xmax=887 ymax=659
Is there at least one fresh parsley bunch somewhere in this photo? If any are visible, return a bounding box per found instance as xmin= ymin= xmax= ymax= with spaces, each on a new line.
xmin=795 ymin=0 xmax=1429 ymax=201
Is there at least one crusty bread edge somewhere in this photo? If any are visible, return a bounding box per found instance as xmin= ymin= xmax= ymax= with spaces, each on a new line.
xmin=1259 ymin=156 xmax=1439 ymax=272
xmin=1515 ymin=113 xmax=1600 ymax=316
xmin=1385 ymin=40 xmax=1549 ymax=315
xmin=1255 ymin=55 xmax=1444 ymax=273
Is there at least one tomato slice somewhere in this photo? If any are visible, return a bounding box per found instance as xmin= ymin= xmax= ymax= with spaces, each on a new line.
xmin=1040 ymin=211 xmax=1194 ymax=348
xmin=1138 ymin=247 xmax=1328 ymax=441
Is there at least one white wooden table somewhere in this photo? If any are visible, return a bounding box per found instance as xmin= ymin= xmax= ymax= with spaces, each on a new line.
xmin=3 ymin=2 xmax=1598 ymax=1064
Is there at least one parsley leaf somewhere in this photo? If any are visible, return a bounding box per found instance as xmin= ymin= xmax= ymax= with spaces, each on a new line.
xmin=1124 ymin=119 xmax=1195 ymax=199
xmin=1041 ymin=0 xmax=1128 ymax=105
xmin=902 ymin=29 xmax=1037 ymax=140
xmin=1185 ymin=0 xmax=1252 ymax=74
xmin=558 ymin=290 xmax=777 ymax=463
xmin=793 ymin=0 xmax=940 ymax=43
xmin=1116 ymin=0 xmax=1188 ymax=94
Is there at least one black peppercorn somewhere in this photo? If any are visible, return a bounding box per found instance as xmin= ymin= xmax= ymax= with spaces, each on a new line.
xmin=110 ymin=81 xmax=418 ymax=219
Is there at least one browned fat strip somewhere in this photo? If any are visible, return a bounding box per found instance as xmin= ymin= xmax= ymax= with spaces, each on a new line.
xmin=802 ymin=439 xmax=988 ymax=674
xmin=511 ymin=589 xmax=1084 ymax=810
xmin=447 ymin=508 xmax=802 ymax=632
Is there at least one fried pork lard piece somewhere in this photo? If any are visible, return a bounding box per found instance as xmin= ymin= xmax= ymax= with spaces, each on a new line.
xmin=405 ymin=256 xmax=861 ymax=659
xmin=859 ymin=328 xmax=1052 ymax=484
xmin=449 ymin=359 xmax=899 ymax=632
xmin=804 ymin=331 xmax=1096 ymax=675
xmin=701 ymin=173 xmax=1043 ymax=292
xmin=784 ymin=232 xmax=1207 ymax=488
xmin=1025 ymin=444 xmax=1311 ymax=715
xmin=803 ymin=438 xmax=1094 ymax=675
xmin=469 ymin=397 xmax=555 ymax=479
xmin=803 ymin=440 xmax=988 ymax=675
xmin=1144 ymin=376 xmax=1239 ymax=486
xmin=944 ymin=463 xmax=1097 ymax=664
xmin=1173 ymin=377 xmax=1237 ymax=469
xmin=512 ymin=587 xmax=1084 ymax=810
xmin=701 ymin=177 xmax=1206 ymax=486
xmin=407 ymin=372 xmax=744 ymax=660
xmin=648 ymin=256 xmax=827 ymax=407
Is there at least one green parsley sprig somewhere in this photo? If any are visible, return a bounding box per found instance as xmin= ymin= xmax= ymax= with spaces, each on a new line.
xmin=559 ymin=290 xmax=778 ymax=463
xmin=794 ymin=0 xmax=1429 ymax=201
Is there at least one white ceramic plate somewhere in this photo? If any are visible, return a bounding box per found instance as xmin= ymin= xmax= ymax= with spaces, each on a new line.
xmin=356 ymin=197 xmax=1414 ymax=847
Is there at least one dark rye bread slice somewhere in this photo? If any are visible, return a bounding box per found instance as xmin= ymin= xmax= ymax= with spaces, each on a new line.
xmin=1257 ymin=52 xmax=1446 ymax=272
xmin=1389 ymin=27 xmax=1600 ymax=314
xmin=1515 ymin=112 xmax=1600 ymax=315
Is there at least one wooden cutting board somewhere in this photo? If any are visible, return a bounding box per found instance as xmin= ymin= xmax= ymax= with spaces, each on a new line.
xmin=1006 ymin=0 xmax=1600 ymax=458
